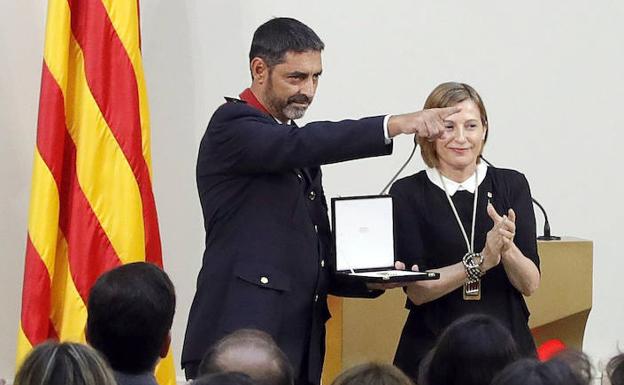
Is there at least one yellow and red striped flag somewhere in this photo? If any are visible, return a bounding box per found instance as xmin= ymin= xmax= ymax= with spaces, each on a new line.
xmin=17 ymin=1 xmax=175 ymax=384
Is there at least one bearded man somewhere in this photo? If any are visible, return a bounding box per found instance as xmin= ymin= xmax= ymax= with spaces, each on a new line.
xmin=182 ymin=17 xmax=458 ymax=385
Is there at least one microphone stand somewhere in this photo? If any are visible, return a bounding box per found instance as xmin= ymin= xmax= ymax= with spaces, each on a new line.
xmin=479 ymin=156 xmax=560 ymax=241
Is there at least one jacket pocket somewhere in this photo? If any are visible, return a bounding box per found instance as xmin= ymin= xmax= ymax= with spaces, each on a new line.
xmin=217 ymin=262 xmax=291 ymax=336
xmin=234 ymin=262 xmax=291 ymax=292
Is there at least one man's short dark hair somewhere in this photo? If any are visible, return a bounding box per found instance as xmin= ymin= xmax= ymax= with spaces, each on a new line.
xmin=249 ymin=17 xmax=324 ymax=67
xmin=199 ymin=329 xmax=294 ymax=385
xmin=87 ymin=262 xmax=176 ymax=374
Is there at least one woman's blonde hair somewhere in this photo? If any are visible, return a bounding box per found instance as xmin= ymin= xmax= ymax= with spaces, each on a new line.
xmin=14 ymin=341 xmax=117 ymax=385
xmin=419 ymin=82 xmax=489 ymax=168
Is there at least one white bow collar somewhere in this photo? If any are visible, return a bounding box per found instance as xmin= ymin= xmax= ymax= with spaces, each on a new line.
xmin=426 ymin=162 xmax=488 ymax=196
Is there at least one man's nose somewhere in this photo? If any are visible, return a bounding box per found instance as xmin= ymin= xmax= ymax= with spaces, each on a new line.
xmin=300 ymin=78 xmax=316 ymax=98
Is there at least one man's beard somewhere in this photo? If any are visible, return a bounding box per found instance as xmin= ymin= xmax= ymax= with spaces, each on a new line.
xmin=266 ymin=81 xmax=312 ymax=121
xmin=282 ymin=97 xmax=309 ymax=120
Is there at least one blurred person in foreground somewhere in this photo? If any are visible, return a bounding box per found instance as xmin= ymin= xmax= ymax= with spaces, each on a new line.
xmin=417 ymin=314 xmax=519 ymax=385
xmin=14 ymin=341 xmax=117 ymax=385
xmin=193 ymin=372 xmax=259 ymax=385
xmin=199 ymin=329 xmax=294 ymax=385
xmin=492 ymin=352 xmax=592 ymax=385
xmin=87 ymin=262 xmax=175 ymax=385
xmin=606 ymin=353 xmax=624 ymax=385
xmin=330 ymin=362 xmax=414 ymax=385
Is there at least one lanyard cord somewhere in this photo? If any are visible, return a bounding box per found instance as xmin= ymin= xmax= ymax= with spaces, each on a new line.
xmin=438 ymin=168 xmax=479 ymax=253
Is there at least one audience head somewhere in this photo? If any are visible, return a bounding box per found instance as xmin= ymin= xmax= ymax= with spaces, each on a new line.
xmin=555 ymin=349 xmax=593 ymax=384
xmin=492 ymin=354 xmax=592 ymax=385
xmin=14 ymin=341 xmax=117 ymax=385
xmin=418 ymin=313 xmax=519 ymax=385
xmin=194 ymin=372 xmax=258 ymax=385
xmin=606 ymin=353 xmax=624 ymax=385
xmin=87 ymin=262 xmax=176 ymax=374
xmin=419 ymin=81 xmax=489 ymax=168
xmin=199 ymin=329 xmax=293 ymax=385
xmin=330 ymin=362 xmax=414 ymax=385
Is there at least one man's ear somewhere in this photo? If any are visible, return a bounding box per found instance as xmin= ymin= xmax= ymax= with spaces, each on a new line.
xmin=250 ymin=57 xmax=269 ymax=84
xmin=159 ymin=332 xmax=171 ymax=359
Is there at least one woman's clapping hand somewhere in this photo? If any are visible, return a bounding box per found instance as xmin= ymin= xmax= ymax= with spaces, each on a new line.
xmin=482 ymin=203 xmax=517 ymax=270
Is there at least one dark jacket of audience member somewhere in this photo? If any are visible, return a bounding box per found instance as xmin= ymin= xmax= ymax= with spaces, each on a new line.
xmin=418 ymin=314 xmax=519 ymax=385
xmin=491 ymin=354 xmax=592 ymax=385
xmin=330 ymin=362 xmax=414 ymax=385
xmin=199 ymin=329 xmax=294 ymax=385
xmin=86 ymin=262 xmax=175 ymax=383
xmin=14 ymin=341 xmax=117 ymax=385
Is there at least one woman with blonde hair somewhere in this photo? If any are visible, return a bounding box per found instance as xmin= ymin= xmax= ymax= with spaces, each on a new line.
xmin=14 ymin=341 xmax=117 ymax=385
xmin=391 ymin=82 xmax=540 ymax=380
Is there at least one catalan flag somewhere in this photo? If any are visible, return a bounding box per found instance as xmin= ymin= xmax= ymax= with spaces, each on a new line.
xmin=17 ymin=1 xmax=175 ymax=384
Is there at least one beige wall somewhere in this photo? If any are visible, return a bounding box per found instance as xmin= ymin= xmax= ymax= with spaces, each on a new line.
xmin=1 ymin=0 xmax=623 ymax=381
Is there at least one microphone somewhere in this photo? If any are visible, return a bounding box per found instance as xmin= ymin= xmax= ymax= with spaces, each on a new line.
xmin=479 ymin=155 xmax=561 ymax=241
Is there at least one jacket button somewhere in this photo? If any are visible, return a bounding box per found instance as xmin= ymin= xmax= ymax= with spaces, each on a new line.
xmin=314 ymin=294 xmax=319 ymax=302
xmin=321 ymin=260 xmax=325 ymax=268
xmin=260 ymin=277 xmax=269 ymax=284
xmin=308 ymin=191 xmax=316 ymax=200
xmin=297 ymin=173 xmax=303 ymax=181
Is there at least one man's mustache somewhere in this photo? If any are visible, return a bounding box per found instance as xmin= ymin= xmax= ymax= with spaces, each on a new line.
xmin=287 ymin=94 xmax=312 ymax=105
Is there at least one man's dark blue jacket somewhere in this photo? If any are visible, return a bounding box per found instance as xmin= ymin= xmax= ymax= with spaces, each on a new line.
xmin=182 ymin=96 xmax=392 ymax=385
